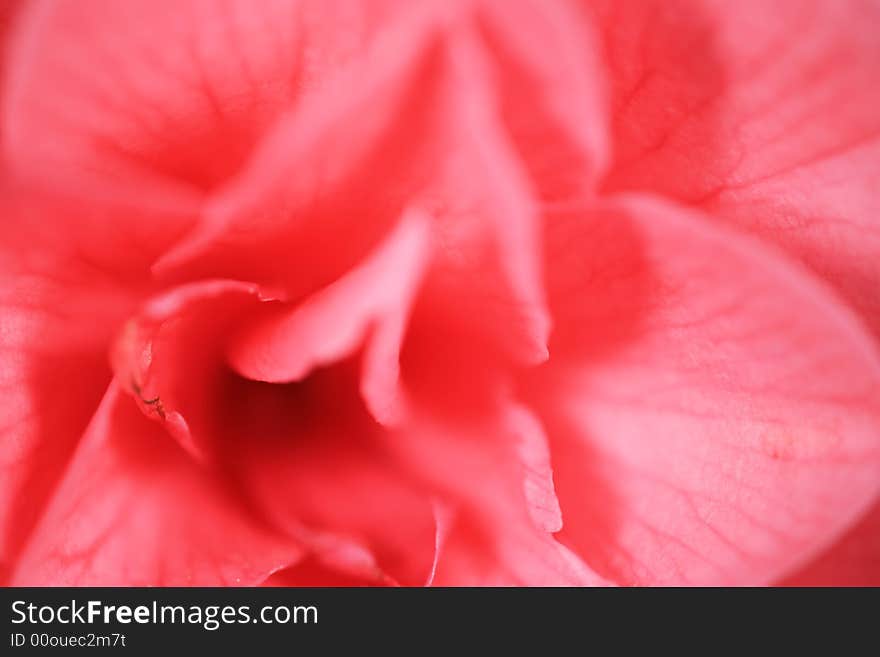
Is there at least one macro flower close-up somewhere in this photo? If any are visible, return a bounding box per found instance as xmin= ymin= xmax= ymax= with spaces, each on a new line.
xmin=1 ymin=0 xmax=879 ymax=587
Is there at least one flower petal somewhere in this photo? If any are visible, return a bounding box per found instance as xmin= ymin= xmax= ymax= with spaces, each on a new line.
xmin=779 ymin=498 xmax=880 ymax=586
xmin=226 ymin=208 xmax=433 ymax=425
xmin=214 ymin=363 xmax=439 ymax=587
xmin=528 ymin=194 xmax=880 ymax=585
xmin=429 ymin=506 xmax=605 ymax=586
xmin=111 ymin=279 xmax=439 ymax=585
xmin=478 ymin=0 xmax=609 ymax=201
xmin=0 ymin=0 xmax=25 ymax=139
xmin=1 ymin=0 xmax=415 ymax=195
xmin=595 ymin=0 xmax=880 ymax=337
xmin=109 ymin=279 xmax=262 ymax=460
xmin=11 ymin=382 xmax=300 ymax=585
xmin=152 ymin=2 xmax=451 ymax=295
xmin=0 ymin=184 xmax=163 ymax=583
xmin=262 ymin=556 xmax=395 ymax=587
xmin=399 ymin=26 xmax=555 ymax=394
xmin=384 ymin=404 xmax=608 ymax=586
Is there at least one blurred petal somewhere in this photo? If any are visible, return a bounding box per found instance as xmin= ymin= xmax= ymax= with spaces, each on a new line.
xmin=779 ymin=499 xmax=880 ymax=586
xmin=430 ymin=27 xmax=551 ymax=365
xmin=109 ymin=279 xmax=262 ymax=460
xmin=399 ymin=27 xmax=555 ymax=401
xmin=0 ymin=0 xmax=25 ymax=142
xmin=478 ymin=0 xmax=609 ymax=201
xmin=111 ymin=280 xmax=439 ymax=585
xmin=594 ymin=0 xmax=880 ymax=338
xmin=152 ymin=2 xmax=450 ymax=295
xmin=11 ymin=382 xmax=300 ymax=585
xmin=263 ymin=556 xmax=394 ymax=587
xmin=430 ymin=507 xmax=605 ymax=586
xmin=528 ymin=195 xmax=880 ymax=585
xmin=386 ymin=404 xmax=608 ymax=586
xmin=215 ymin=363 xmax=438 ymax=587
xmin=2 ymin=0 xmax=415 ymax=194
xmin=226 ymin=208 xmax=433 ymax=425
xmin=0 ymin=184 xmax=165 ymax=583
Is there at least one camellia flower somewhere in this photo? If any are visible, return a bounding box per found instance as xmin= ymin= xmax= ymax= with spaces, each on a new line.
xmin=1 ymin=0 xmax=878 ymax=586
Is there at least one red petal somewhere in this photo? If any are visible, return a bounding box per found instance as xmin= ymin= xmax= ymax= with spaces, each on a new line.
xmin=1 ymin=0 xmax=414 ymax=194
xmin=0 ymin=185 xmax=163 ymax=582
xmin=430 ymin=507 xmax=606 ymax=586
xmin=779 ymin=498 xmax=880 ymax=586
xmin=595 ymin=0 xmax=880 ymax=338
xmin=384 ymin=404 xmax=608 ymax=586
xmin=529 ymin=194 xmax=880 ymax=585
xmin=11 ymin=382 xmax=300 ymax=585
xmin=111 ymin=279 xmax=438 ymax=585
xmin=0 ymin=1 xmax=25 ymax=136
xmin=215 ymin=363 xmax=439 ymax=587
xmin=414 ymin=28 xmax=552 ymax=366
xmin=478 ymin=0 xmax=609 ymax=201
xmin=263 ymin=556 xmax=395 ymax=587
xmin=152 ymin=3 xmax=450 ymax=295
xmin=109 ymin=279 xmax=262 ymax=460
xmin=226 ymin=208 xmax=433 ymax=425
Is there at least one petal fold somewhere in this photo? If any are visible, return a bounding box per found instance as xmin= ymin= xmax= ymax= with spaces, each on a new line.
xmin=780 ymin=498 xmax=880 ymax=586
xmin=11 ymin=382 xmax=300 ymax=586
xmin=383 ymin=402 xmax=608 ymax=586
xmin=530 ymin=194 xmax=880 ymax=585
xmin=2 ymin=0 xmax=413 ymax=194
xmin=0 ymin=184 xmax=159 ymax=582
xmin=152 ymin=1 xmax=451 ymax=296
xmin=594 ymin=0 xmax=880 ymax=338
xmin=478 ymin=0 xmax=609 ymax=201
xmin=226 ymin=208 xmax=433 ymax=425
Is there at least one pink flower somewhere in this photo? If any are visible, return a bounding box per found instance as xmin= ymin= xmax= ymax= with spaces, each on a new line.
xmin=1 ymin=0 xmax=878 ymax=586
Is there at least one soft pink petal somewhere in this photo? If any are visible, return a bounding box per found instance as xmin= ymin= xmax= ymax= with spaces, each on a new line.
xmin=528 ymin=194 xmax=880 ymax=585
xmin=478 ymin=0 xmax=609 ymax=201
xmin=226 ymin=208 xmax=433 ymax=425
xmin=110 ymin=279 xmax=438 ymax=585
xmin=384 ymin=404 xmax=608 ymax=586
xmin=159 ymin=7 xmax=575 ymax=391
xmin=0 ymin=184 xmax=166 ymax=583
xmin=213 ymin=363 xmax=439 ymax=587
xmin=429 ymin=506 xmax=605 ymax=587
xmin=11 ymin=382 xmax=300 ymax=585
xmin=779 ymin=498 xmax=880 ymax=586
xmin=593 ymin=0 xmax=880 ymax=337
xmin=399 ymin=27 xmax=554 ymax=389
xmin=0 ymin=0 xmax=25 ymax=142
xmin=152 ymin=2 xmax=451 ymax=296
xmin=109 ymin=279 xmax=262 ymax=460
xmin=0 ymin=290 xmax=111 ymax=584
xmin=1 ymin=0 xmax=415 ymax=195
xmin=262 ymin=557 xmax=395 ymax=587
